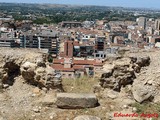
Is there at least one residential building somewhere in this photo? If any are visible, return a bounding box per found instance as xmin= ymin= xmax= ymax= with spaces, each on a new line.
xmin=138 ymin=17 xmax=146 ymax=30
xmin=52 ymin=58 xmax=103 ymax=78
xmin=20 ymin=29 xmax=60 ymax=57
xmin=155 ymin=19 xmax=160 ymax=31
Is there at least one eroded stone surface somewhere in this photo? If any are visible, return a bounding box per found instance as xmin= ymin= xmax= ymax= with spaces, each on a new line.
xmin=56 ymin=93 xmax=99 ymax=109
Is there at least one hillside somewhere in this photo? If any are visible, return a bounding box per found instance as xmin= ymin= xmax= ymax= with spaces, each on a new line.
xmin=0 ymin=48 xmax=160 ymax=120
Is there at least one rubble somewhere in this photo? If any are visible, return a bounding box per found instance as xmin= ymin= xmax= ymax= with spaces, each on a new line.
xmin=41 ymin=94 xmax=56 ymax=107
xmin=0 ymin=48 xmax=159 ymax=119
xmin=0 ymin=48 xmax=63 ymax=91
xmin=99 ymin=56 xmax=150 ymax=92
xmin=132 ymin=84 xmax=154 ymax=103
xmin=103 ymin=89 xmax=119 ymax=99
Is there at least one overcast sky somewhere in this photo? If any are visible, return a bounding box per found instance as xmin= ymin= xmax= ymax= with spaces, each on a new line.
xmin=0 ymin=0 xmax=160 ymax=9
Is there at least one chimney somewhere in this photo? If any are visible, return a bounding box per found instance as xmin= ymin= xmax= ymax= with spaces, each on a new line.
xmin=64 ymin=40 xmax=73 ymax=58
xmin=64 ymin=58 xmax=72 ymax=68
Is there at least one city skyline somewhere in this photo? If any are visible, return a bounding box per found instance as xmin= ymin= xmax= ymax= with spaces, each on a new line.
xmin=0 ymin=0 xmax=160 ymax=9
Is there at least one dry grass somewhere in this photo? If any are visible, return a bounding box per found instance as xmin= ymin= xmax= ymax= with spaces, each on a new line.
xmin=131 ymin=102 xmax=160 ymax=114
xmin=62 ymin=76 xmax=99 ymax=93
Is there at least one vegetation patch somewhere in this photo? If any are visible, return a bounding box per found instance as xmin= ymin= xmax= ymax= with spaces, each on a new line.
xmin=62 ymin=76 xmax=98 ymax=93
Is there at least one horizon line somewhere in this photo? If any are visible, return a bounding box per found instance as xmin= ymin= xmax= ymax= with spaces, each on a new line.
xmin=0 ymin=2 xmax=160 ymax=11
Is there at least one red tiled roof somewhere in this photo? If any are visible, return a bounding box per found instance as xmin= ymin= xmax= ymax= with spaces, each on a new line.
xmin=52 ymin=64 xmax=74 ymax=72
xmin=73 ymin=60 xmax=103 ymax=66
xmin=52 ymin=59 xmax=103 ymax=72
xmin=76 ymin=28 xmax=98 ymax=35
xmin=73 ymin=65 xmax=85 ymax=70
xmin=53 ymin=59 xmax=103 ymax=65
xmin=93 ymin=62 xmax=103 ymax=66
xmin=73 ymin=60 xmax=95 ymax=65
xmin=53 ymin=59 xmax=64 ymax=64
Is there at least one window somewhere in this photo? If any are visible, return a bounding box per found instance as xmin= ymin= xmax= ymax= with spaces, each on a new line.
xmin=63 ymin=74 xmax=65 ymax=76
xmin=68 ymin=74 xmax=72 ymax=77
xmin=96 ymin=54 xmax=99 ymax=57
